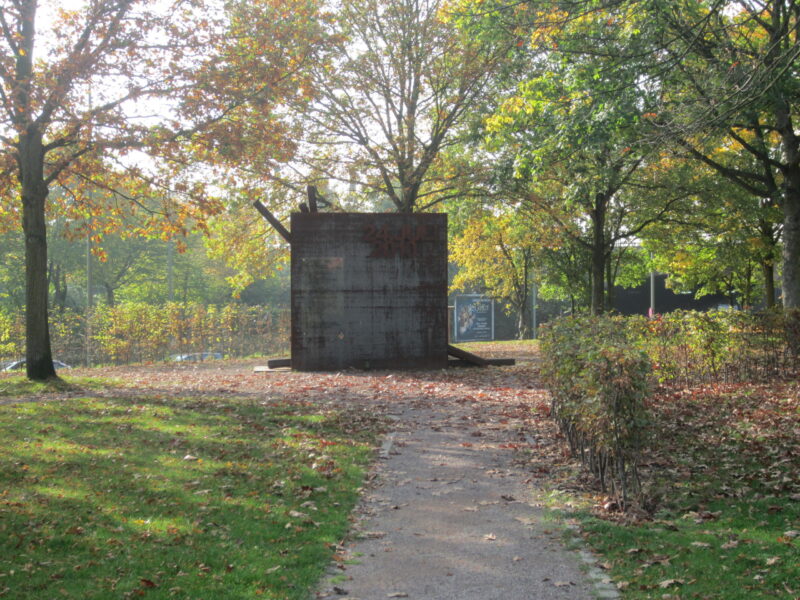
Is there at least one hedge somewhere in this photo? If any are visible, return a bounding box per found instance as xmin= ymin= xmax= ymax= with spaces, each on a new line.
xmin=538 ymin=309 xmax=799 ymax=509
xmin=539 ymin=315 xmax=651 ymax=508
xmin=0 ymin=303 xmax=289 ymax=366
xmin=626 ymin=308 xmax=800 ymax=386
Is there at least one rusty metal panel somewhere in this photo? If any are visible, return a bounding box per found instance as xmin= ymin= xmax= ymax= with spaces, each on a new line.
xmin=290 ymin=213 xmax=448 ymax=371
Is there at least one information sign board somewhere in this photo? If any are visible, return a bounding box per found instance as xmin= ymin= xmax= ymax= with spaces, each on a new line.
xmin=453 ymin=295 xmax=494 ymax=342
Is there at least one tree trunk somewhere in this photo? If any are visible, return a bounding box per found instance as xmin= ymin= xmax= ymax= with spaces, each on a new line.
xmin=590 ymin=193 xmax=607 ymax=315
xmin=741 ymin=262 xmax=753 ymax=309
xmin=776 ymin=89 xmax=800 ymax=310
xmin=104 ymin=282 xmax=116 ymax=307
xmin=783 ymin=192 xmax=800 ymax=309
xmin=605 ymin=254 xmax=616 ymax=312
xmin=783 ymin=194 xmax=800 ymax=353
xmin=517 ymin=255 xmax=531 ymax=339
xmin=49 ymin=260 xmax=68 ymax=313
xmin=756 ymin=213 xmax=778 ymax=308
xmin=20 ymin=127 xmax=56 ymax=380
xmin=761 ymin=259 xmax=776 ymax=309
xmin=517 ymin=303 xmax=531 ymax=339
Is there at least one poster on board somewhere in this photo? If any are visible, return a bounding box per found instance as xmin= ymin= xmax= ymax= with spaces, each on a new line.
xmin=453 ymin=295 xmax=494 ymax=342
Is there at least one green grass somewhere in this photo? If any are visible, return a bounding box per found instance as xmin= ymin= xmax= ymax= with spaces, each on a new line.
xmin=456 ymin=339 xmax=538 ymax=350
xmin=0 ymin=375 xmax=73 ymax=397
xmin=0 ymin=375 xmax=123 ymax=398
xmin=454 ymin=339 xmax=539 ymax=359
xmin=578 ymin=496 xmax=800 ymax=599
xmin=0 ymin=389 xmax=382 ymax=599
xmin=571 ymin=384 xmax=800 ymax=599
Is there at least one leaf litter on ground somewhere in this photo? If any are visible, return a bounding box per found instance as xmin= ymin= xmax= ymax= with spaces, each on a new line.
xmin=2 ymin=343 xmax=798 ymax=599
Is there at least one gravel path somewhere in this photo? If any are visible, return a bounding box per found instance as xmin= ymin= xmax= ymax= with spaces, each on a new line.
xmin=317 ymin=396 xmax=616 ymax=600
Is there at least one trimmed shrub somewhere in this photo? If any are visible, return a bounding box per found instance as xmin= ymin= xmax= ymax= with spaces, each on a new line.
xmin=539 ymin=309 xmax=798 ymax=509
xmin=540 ymin=315 xmax=651 ymax=508
xmin=627 ymin=309 xmax=799 ymax=386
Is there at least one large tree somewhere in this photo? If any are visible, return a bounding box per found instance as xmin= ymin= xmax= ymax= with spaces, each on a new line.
xmin=0 ymin=0 xmax=322 ymax=379
xmin=297 ymin=0 xmax=507 ymax=212
xmin=640 ymin=0 xmax=800 ymax=310
xmin=450 ymin=209 xmax=539 ymax=337
xmin=642 ymin=154 xmax=783 ymax=308
xmin=476 ymin=1 xmax=692 ymax=314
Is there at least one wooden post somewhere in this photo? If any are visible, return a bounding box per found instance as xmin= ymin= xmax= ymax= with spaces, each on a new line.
xmin=253 ymin=200 xmax=292 ymax=244
xmin=447 ymin=344 xmax=488 ymax=367
xmin=307 ymin=185 xmax=318 ymax=212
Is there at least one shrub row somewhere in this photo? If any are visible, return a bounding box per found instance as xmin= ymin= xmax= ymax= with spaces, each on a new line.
xmin=539 ymin=315 xmax=651 ymax=507
xmin=539 ymin=309 xmax=799 ymax=508
xmin=627 ymin=308 xmax=799 ymax=386
xmin=0 ymin=303 xmax=289 ymax=366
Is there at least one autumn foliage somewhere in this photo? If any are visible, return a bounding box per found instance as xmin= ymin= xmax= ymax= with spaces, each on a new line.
xmin=540 ymin=309 xmax=800 ymax=511
xmin=627 ymin=309 xmax=800 ymax=386
xmin=540 ymin=315 xmax=651 ymax=508
xmin=0 ymin=303 xmax=288 ymax=365
xmin=0 ymin=0 xmax=330 ymax=379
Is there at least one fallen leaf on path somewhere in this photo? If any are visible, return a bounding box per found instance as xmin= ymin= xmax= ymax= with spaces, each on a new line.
xmin=362 ymin=531 xmax=387 ymax=539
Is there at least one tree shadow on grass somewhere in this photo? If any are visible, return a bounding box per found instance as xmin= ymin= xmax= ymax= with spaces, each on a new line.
xmin=0 ymin=394 xmax=379 ymax=599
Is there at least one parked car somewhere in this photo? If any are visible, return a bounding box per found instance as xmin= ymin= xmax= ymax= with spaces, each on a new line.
xmin=1 ymin=359 xmax=71 ymax=372
xmin=170 ymin=352 xmax=223 ymax=362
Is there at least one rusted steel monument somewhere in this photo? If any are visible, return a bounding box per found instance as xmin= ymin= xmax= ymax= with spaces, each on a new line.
xmin=255 ymin=187 xmax=509 ymax=371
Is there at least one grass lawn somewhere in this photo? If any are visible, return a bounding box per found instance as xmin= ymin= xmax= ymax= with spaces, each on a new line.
xmin=455 ymin=339 xmax=538 ymax=359
xmin=0 ymin=376 xmax=383 ymax=599
xmin=569 ymin=382 xmax=800 ymax=599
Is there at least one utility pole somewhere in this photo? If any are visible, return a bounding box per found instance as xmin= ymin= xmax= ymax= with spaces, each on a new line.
xmin=85 ymin=86 xmax=94 ymax=367
xmin=649 ymin=252 xmax=656 ymax=318
xmin=86 ymin=231 xmax=93 ymax=310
